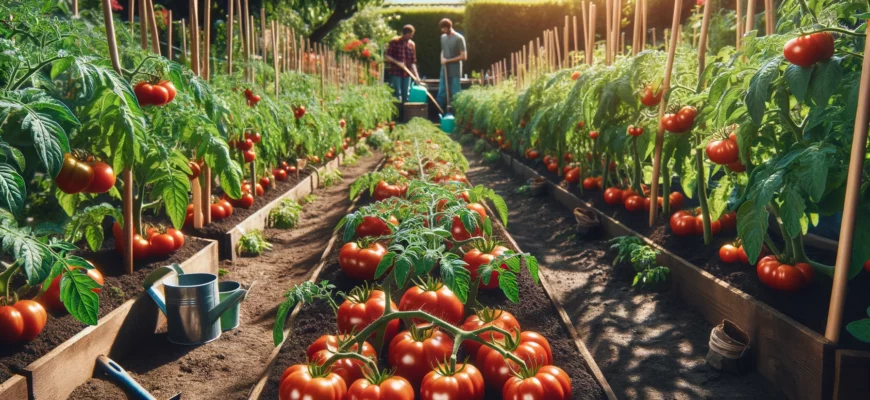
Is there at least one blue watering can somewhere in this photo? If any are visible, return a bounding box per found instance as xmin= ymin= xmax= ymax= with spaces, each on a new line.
xmin=144 ymin=264 xmax=248 ymax=345
xmin=439 ymin=67 xmax=454 ymax=134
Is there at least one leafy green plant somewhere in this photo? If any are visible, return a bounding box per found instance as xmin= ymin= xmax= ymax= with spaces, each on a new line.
xmin=473 ymin=139 xmax=486 ymax=154
xmin=341 ymin=153 xmax=359 ymax=166
xmin=609 ymin=236 xmax=670 ymax=289
xmin=365 ymin=130 xmax=388 ymax=149
xmin=320 ymin=169 xmax=343 ymax=187
xmin=269 ymin=199 xmax=304 ymax=229
xmin=301 ymin=194 xmax=318 ymax=204
xmin=482 ymin=150 xmax=501 ymax=164
xmin=237 ymin=229 xmax=273 ymax=256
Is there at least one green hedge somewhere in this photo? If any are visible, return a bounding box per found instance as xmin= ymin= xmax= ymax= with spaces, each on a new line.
xmin=379 ymin=6 xmax=465 ymax=79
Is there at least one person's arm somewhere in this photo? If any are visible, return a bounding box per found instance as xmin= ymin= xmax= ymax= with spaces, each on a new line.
xmin=440 ymin=36 xmax=467 ymax=64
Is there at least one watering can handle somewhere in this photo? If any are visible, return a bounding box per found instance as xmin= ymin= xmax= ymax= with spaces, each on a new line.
xmin=96 ymin=355 xmax=157 ymax=400
xmin=142 ymin=264 xmax=184 ymax=316
xmin=208 ymin=288 xmax=248 ymax=325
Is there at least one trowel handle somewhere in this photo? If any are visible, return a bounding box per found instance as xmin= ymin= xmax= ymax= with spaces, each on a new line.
xmin=96 ymin=355 xmax=156 ymax=400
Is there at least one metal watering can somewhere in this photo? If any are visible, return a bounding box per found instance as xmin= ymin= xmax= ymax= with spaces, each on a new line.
xmin=143 ymin=265 xmax=248 ymax=345
xmin=439 ymin=67 xmax=455 ymax=134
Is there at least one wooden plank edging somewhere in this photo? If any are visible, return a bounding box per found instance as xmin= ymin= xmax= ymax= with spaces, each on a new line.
xmin=0 ymin=375 xmax=28 ymax=400
xmin=22 ymin=239 xmax=219 ymax=400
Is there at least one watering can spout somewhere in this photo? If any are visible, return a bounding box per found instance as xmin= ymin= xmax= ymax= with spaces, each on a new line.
xmin=208 ymin=288 xmax=247 ymax=325
xmin=143 ymin=264 xmax=185 ymax=316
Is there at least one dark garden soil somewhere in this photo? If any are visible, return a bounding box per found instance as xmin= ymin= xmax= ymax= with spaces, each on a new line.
xmin=186 ymin=169 xmax=311 ymax=238
xmin=461 ymin=145 xmax=785 ymax=399
xmin=503 ymin=145 xmax=870 ymax=353
xmin=67 ymin=153 xmax=381 ymax=400
xmin=261 ymin=190 xmax=607 ymax=399
xmin=0 ymin=237 xmax=211 ymax=383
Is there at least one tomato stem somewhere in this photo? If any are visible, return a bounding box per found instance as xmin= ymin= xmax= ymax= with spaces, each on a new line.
xmin=0 ymin=261 xmax=21 ymax=305
xmin=694 ymin=133 xmax=713 ymax=244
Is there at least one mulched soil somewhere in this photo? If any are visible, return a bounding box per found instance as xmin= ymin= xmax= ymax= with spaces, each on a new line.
xmin=261 ymin=191 xmax=607 ymax=400
xmin=68 ymin=153 xmax=382 ymax=400
xmin=461 ymin=145 xmax=785 ymax=399
xmin=505 ymin=147 xmax=870 ymax=353
xmin=0 ymin=236 xmax=210 ymax=383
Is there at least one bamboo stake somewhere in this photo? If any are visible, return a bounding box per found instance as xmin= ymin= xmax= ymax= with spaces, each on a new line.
xmin=613 ymin=0 xmax=621 ymax=61
xmin=649 ymin=0 xmax=682 ymax=227
xmin=632 ymin=0 xmax=640 ymax=55
xmin=698 ymin=0 xmax=712 ymax=78
xmin=589 ymin=4 xmax=596 ymax=65
xmin=642 ymin=0 xmax=648 ymax=49
xmin=581 ymin=1 xmax=589 ymax=64
xmin=564 ymin=16 xmax=570 ymax=67
xmin=652 ymin=27 xmax=657 ymax=48
xmin=181 ymin=19 xmax=187 ymax=60
xmin=227 ymin=0 xmax=234 ymax=74
xmin=167 ymin=11 xmax=173 ymax=60
xmin=273 ymin=21 xmax=280 ymax=95
xmin=765 ymin=0 xmax=774 ymax=36
xmin=204 ymin=0 xmax=211 ymax=81
xmin=101 ymin=0 xmax=133 ymax=275
xmin=825 ymin=26 xmax=870 ymax=343
xmin=736 ymin=0 xmax=743 ymax=49
xmin=129 ymin=0 xmax=135 ymax=36
xmin=605 ymin=0 xmax=612 ymax=65
xmin=555 ymin=27 xmax=563 ymax=70
xmin=573 ymin=15 xmax=579 ymax=66
xmin=745 ymin=0 xmax=755 ymax=33
xmin=138 ymin=0 xmax=147 ymax=49
xmin=146 ymin=0 xmax=160 ymax=55
xmin=187 ymin=0 xmax=205 ymax=228
xmin=260 ymin=8 xmax=267 ymax=61
xmin=73 ymin=0 xmax=79 ymax=17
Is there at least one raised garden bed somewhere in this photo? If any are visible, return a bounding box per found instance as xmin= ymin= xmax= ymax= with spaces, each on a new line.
xmin=0 ymin=237 xmax=218 ymax=400
xmin=251 ymin=192 xmax=614 ymax=400
xmin=468 ymin=141 xmax=855 ymax=400
xmin=187 ymin=148 xmax=354 ymax=260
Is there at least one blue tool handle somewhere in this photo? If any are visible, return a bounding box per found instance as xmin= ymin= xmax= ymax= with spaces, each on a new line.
xmin=96 ymin=355 xmax=156 ymax=400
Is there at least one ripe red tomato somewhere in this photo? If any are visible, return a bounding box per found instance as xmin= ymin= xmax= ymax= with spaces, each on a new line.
xmin=589 ymin=131 xmax=599 ymax=140
xmin=668 ymin=192 xmax=685 ymax=210
xmin=399 ymin=281 xmax=464 ymax=326
xmin=12 ymin=300 xmax=47 ymax=342
xmin=547 ymin=162 xmax=558 ymax=173
xmin=670 ymin=213 xmax=697 ymax=236
xmin=461 ymin=308 xmax=520 ymax=360
xmin=210 ymin=203 xmax=228 ymax=220
xmin=294 ymin=105 xmax=307 ymax=119
xmin=41 ymin=264 xmax=104 ymax=312
xmin=345 ymin=375 xmax=414 ymax=400
xmin=55 ymin=153 xmax=94 ymax=194
xmin=356 ymin=215 xmax=399 ymax=238
xmin=478 ymin=331 xmax=553 ymax=393
xmin=388 ymin=329 xmax=454 ymax=388
xmin=237 ymin=138 xmax=254 ymax=151
xmin=719 ymin=244 xmax=740 ymax=263
xmin=694 ymin=215 xmax=722 ymax=236
xmin=756 ymin=256 xmax=815 ymax=291
xmin=259 ymin=176 xmax=271 ymax=189
xmin=337 ymin=288 xmax=400 ymax=342
xmin=577 ymin=120 xmax=585 ymax=129
xmin=85 ymin=161 xmax=115 ymax=193
xmin=420 ymin=362 xmax=485 ymax=400
xmin=278 ymin=364 xmax=346 ymax=400
xmin=338 ymin=241 xmax=387 ymax=280
xmin=628 ymin=125 xmax=644 ymax=137
xmin=564 ymin=167 xmax=580 ymax=183
xmin=677 ymin=106 xmax=697 ymax=130
xmin=149 ymin=233 xmax=176 ymax=257
xmin=737 ymin=245 xmax=750 ymax=264
xmin=0 ymin=306 xmax=24 ymax=344
xmin=727 ymin=161 xmax=747 ymax=172
xmin=310 ymin=339 xmax=377 ymax=385
xmin=503 ymin=365 xmax=572 ymax=400
xmin=245 ymin=131 xmax=262 ymax=143
xmin=624 ymin=195 xmax=645 ymax=212
xmin=273 ymin=168 xmax=287 ymax=181
xmin=641 ymin=85 xmax=662 ymax=107
xmin=373 ymin=181 xmax=406 ymax=201
xmin=706 ymin=138 xmax=739 ymax=165
xmin=582 ymin=177 xmax=599 ymax=190
xmin=571 ymin=71 xmax=581 ymax=81
xmin=234 ymin=193 xmax=255 ymax=208
xmin=526 ymin=149 xmax=540 ymax=160
xmin=718 ymin=211 xmax=737 ymax=231
xmin=187 ymin=161 xmax=202 ymax=180
xmin=243 ymin=150 xmax=256 ymax=163
xmin=132 ymin=234 xmax=151 ymax=259
xmin=167 ymin=228 xmax=184 ymax=251
xmin=158 ymin=80 xmax=177 ymax=104
xmin=218 ymin=199 xmax=234 ymax=216
xmin=542 ymin=155 xmax=553 ymax=165
xmin=783 ymin=32 xmax=834 ymax=67
xmin=603 ymin=187 xmax=623 ymax=205
xmin=462 ymin=245 xmax=509 ymax=290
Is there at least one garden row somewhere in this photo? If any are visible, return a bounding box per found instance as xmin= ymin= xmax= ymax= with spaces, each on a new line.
xmin=255 ymin=119 xmax=612 ymax=400
xmin=0 ymin=1 xmax=396 ymax=398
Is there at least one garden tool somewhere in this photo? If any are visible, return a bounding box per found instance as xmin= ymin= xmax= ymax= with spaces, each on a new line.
xmin=96 ymin=355 xmax=181 ymax=400
xmin=393 ymin=61 xmax=443 ymax=114
xmin=144 ymin=264 xmax=248 ymax=345
xmin=439 ymin=66 xmax=455 ymax=133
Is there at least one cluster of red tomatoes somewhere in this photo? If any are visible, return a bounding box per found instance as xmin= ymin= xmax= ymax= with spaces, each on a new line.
xmin=279 ymin=283 xmax=571 ymax=400
xmin=627 ymin=125 xmax=645 ymax=137
xmin=229 ymin=130 xmax=262 ymax=164
xmin=293 ymin=105 xmax=306 ymax=119
xmin=582 ymin=176 xmax=604 ymax=190
xmin=134 ymin=80 xmax=177 ymax=106
xmin=55 ymin=152 xmax=115 ymax=194
xmin=706 ymin=132 xmax=746 ymax=172
xmin=524 ymin=148 xmax=540 ymax=160
xmin=720 ymin=243 xmax=815 ymax=292
xmin=373 ymin=180 xmax=408 ymax=201
xmin=244 ymin=88 xmax=261 ymax=107
xmin=783 ymin=32 xmax=834 ymax=67
xmin=669 ymin=209 xmax=736 ymax=237
xmin=662 ymin=106 xmax=697 ymax=134
xmin=113 ymin=222 xmax=185 ymax=259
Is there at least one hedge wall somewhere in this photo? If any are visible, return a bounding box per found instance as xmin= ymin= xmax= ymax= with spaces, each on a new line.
xmin=463 ymin=0 xmax=696 ymax=75
xmin=380 ymin=6 xmax=465 ymax=79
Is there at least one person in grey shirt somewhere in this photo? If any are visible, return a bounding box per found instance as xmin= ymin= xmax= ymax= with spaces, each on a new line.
xmin=437 ymin=18 xmax=466 ymax=111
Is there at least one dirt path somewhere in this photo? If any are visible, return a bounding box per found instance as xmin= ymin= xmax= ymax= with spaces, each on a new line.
xmin=69 ymin=153 xmax=381 ymax=400
xmin=462 ymin=148 xmax=784 ymax=400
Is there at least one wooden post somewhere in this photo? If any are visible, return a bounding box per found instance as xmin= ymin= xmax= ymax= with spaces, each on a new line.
xmin=73 ymin=0 xmax=79 ymax=17
xmin=138 ymin=0 xmax=147 ymax=49
xmin=273 ymin=21 xmax=280 ymax=95
xmin=605 ymin=0 xmax=612 ymax=65
xmin=649 ymin=0 xmax=682 ymax=227
xmin=642 ymin=0 xmax=648 ymax=49
xmin=825 ymin=27 xmax=870 ymax=344
xmin=698 ymin=0 xmax=712 ymax=79
xmin=555 ymin=27 xmax=563 ymax=70
xmin=227 ymin=0 xmax=234 ymax=74
xmin=203 ymin=0 xmax=211 ymax=81
xmin=581 ymin=1 xmax=589 ymax=63
xmin=189 ymin=0 xmax=206 ymax=227
xmin=745 ymin=0 xmax=755 ymax=33
xmin=180 ymin=19 xmax=187 ymax=60
xmin=652 ymin=27 xmax=657 ymax=48
xmin=573 ymin=15 xmax=579 ymax=66
xmin=146 ymin=0 xmax=160 ymax=55
xmin=260 ymin=8 xmax=267 ymax=61
xmin=564 ymin=16 xmax=570 ymax=67
xmin=101 ymin=0 xmax=134 ymax=275
xmin=736 ymin=0 xmax=743 ymax=49
xmin=613 ymin=0 xmax=621 ymax=60
xmin=167 ymin=11 xmax=173 ymax=60
xmin=129 ymin=0 xmax=135 ymax=36
xmin=765 ymin=0 xmax=774 ymax=36
xmin=632 ymin=0 xmax=640 ymax=55
xmin=589 ymin=4 xmax=596 ymax=65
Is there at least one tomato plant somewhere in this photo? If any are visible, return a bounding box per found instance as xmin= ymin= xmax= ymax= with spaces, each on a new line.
xmin=398 ymin=278 xmax=465 ymax=326
xmin=338 ymin=240 xmax=388 ymax=280
xmin=477 ymin=330 xmax=553 ymax=392
xmin=387 ymin=326 xmax=454 ymax=388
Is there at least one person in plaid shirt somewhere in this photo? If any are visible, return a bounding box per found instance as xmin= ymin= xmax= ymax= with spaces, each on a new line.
xmin=385 ymin=25 xmax=420 ymax=103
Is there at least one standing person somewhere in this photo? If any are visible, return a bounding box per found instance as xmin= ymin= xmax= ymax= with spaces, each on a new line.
xmin=437 ymin=18 xmax=466 ymax=112
xmin=384 ymin=25 xmax=420 ymax=104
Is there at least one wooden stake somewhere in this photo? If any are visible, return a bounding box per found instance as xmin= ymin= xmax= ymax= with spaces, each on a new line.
xmin=632 ymin=0 xmax=640 ymax=55
xmin=167 ymin=11 xmax=173 ymax=60
xmin=605 ymin=0 xmax=612 ymax=65
xmin=642 ymin=0 xmax=648 ymax=49
xmin=765 ymin=0 xmax=774 ymax=36
xmin=736 ymin=0 xmax=743 ymax=49
xmin=825 ymin=26 xmax=870 ymax=344
xmin=745 ymin=0 xmax=755 ymax=33
xmin=581 ymin=1 xmax=589 ymax=63
xmin=181 ymin=19 xmax=187 ymax=60
xmin=649 ymin=0 xmax=682 ymax=227
xmin=652 ymin=27 xmax=657 ymax=48
xmin=698 ymin=0 xmax=713 ymax=79
xmin=589 ymin=4 xmax=596 ymax=65
xmin=564 ymin=16 xmax=570 ymax=67
xmin=101 ymin=0 xmax=133 ymax=275
xmin=146 ymin=0 xmax=160 ymax=55
xmin=573 ymin=15 xmax=579 ymax=65
xmin=129 ymin=0 xmax=135 ymax=36
xmin=203 ymin=0 xmax=211 ymax=80
xmin=138 ymin=0 xmax=147 ymax=49
xmin=273 ymin=21 xmax=280 ymax=95
xmin=555 ymin=27 xmax=563 ymax=70
xmin=227 ymin=0 xmax=234 ymax=74
xmin=260 ymin=8 xmax=267 ymax=61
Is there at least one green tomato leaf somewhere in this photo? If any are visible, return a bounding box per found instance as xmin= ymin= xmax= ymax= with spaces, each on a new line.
xmin=737 ymin=200 xmax=769 ymax=265
xmin=784 ymin=64 xmax=814 ymax=104
xmin=846 ymin=319 xmax=870 ymax=344
xmin=272 ymin=299 xmax=294 ymax=346
xmin=60 ymin=267 xmax=101 ymax=325
xmin=779 ymin=188 xmax=805 ymax=239
xmin=498 ymin=270 xmax=520 ymax=303
xmin=809 ymin=57 xmax=843 ymax=106
xmin=745 ymin=56 xmax=783 ymax=124
xmin=0 ymin=163 xmax=26 ymax=215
